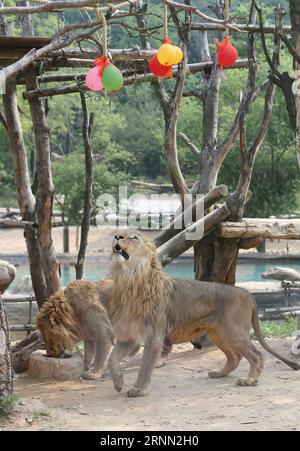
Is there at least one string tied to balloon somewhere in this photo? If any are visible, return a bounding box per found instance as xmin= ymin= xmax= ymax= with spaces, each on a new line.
xmin=85 ymin=8 xmax=124 ymax=93
xmin=151 ymin=0 xmax=183 ymax=73
xmin=216 ymin=0 xmax=238 ymax=69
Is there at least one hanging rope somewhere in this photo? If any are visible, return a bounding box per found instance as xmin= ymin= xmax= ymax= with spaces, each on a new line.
xmin=96 ymin=9 xmax=108 ymax=56
xmin=224 ymin=0 xmax=230 ymax=37
xmin=162 ymin=1 xmax=168 ymax=40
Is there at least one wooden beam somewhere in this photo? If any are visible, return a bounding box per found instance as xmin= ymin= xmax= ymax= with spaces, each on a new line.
xmin=191 ymin=22 xmax=291 ymax=34
xmin=131 ymin=180 xmax=174 ymax=192
xmin=157 ymin=204 xmax=231 ymax=266
xmin=23 ymin=59 xmax=249 ymax=99
xmin=154 ymin=185 xmax=229 ymax=248
xmin=218 ymin=219 xmax=300 ymax=240
xmin=0 ymin=0 xmax=132 ymax=15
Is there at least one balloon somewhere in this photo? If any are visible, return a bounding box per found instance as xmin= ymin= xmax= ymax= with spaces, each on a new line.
xmin=149 ymin=55 xmax=172 ymax=78
xmin=102 ymin=64 xmax=124 ymax=92
xmin=95 ymin=56 xmax=111 ymax=76
xmin=216 ymin=36 xmax=238 ymax=68
xmin=85 ymin=66 xmax=103 ymax=92
xmin=157 ymin=39 xmax=183 ymax=67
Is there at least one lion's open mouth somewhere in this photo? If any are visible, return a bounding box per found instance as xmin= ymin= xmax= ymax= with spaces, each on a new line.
xmin=113 ymin=244 xmax=129 ymax=261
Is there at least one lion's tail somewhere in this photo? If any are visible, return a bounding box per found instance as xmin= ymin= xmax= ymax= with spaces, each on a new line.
xmin=251 ymin=301 xmax=300 ymax=371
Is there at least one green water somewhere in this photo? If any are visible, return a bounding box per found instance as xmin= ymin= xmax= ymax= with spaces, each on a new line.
xmin=10 ymin=258 xmax=300 ymax=289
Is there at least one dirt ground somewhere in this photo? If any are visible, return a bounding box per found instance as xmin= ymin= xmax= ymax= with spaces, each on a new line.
xmin=1 ymin=338 xmax=300 ymax=432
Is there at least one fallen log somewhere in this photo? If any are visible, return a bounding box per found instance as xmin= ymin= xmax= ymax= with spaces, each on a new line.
xmin=154 ymin=185 xmax=229 ymax=248
xmin=131 ymin=180 xmax=174 ymax=192
xmin=157 ymin=204 xmax=231 ymax=266
xmin=12 ymin=330 xmax=45 ymax=374
xmin=218 ymin=219 xmax=300 ymax=240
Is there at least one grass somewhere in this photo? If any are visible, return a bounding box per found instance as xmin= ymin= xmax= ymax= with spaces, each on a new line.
xmin=251 ymin=318 xmax=298 ymax=339
xmin=75 ymin=341 xmax=84 ymax=354
xmin=0 ymin=394 xmax=17 ymax=417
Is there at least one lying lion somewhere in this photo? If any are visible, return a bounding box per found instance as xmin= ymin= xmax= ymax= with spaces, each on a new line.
xmin=109 ymin=233 xmax=300 ymax=397
xmin=37 ymin=279 xmax=114 ymax=380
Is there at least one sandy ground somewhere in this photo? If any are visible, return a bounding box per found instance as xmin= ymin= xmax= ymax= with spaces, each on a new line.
xmin=0 ymin=226 xmax=300 ymax=259
xmin=1 ymin=339 xmax=300 ymax=432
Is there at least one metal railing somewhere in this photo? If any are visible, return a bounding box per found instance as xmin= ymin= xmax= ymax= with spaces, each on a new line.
xmin=3 ymin=293 xmax=36 ymax=335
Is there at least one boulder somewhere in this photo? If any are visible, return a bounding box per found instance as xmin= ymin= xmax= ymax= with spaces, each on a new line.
xmin=0 ymin=260 xmax=16 ymax=294
xmin=261 ymin=267 xmax=300 ymax=282
xmin=28 ymin=350 xmax=84 ymax=380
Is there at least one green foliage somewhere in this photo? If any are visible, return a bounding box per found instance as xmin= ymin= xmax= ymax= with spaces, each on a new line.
xmin=250 ymin=318 xmax=297 ymax=339
xmin=0 ymin=394 xmax=17 ymax=417
xmin=53 ymin=153 xmax=130 ymax=224
xmin=0 ymin=0 xmax=299 ymax=218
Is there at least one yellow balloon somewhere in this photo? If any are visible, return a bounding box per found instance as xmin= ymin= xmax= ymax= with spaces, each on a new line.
xmin=157 ymin=41 xmax=183 ymax=66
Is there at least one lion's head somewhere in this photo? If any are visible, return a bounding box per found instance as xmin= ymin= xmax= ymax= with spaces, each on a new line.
xmin=37 ymin=292 xmax=81 ymax=358
xmin=111 ymin=232 xmax=160 ymax=277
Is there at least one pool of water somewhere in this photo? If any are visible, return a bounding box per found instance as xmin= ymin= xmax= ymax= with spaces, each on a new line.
xmin=9 ymin=258 xmax=300 ymax=289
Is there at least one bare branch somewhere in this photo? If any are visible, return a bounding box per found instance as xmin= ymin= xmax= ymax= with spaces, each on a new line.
xmin=0 ymin=0 xmax=137 ymax=15
xmin=280 ymin=33 xmax=300 ymax=65
xmin=191 ymin=22 xmax=291 ymax=34
xmin=253 ymin=0 xmax=282 ymax=80
xmin=178 ymin=132 xmax=200 ymax=156
xmin=165 ymin=0 xmax=242 ymax=32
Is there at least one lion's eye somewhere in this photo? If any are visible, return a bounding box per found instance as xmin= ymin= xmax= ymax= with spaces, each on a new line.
xmin=130 ymin=235 xmax=138 ymax=240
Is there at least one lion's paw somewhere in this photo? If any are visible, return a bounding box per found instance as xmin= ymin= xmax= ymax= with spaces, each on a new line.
xmin=208 ymin=370 xmax=225 ymax=379
xmin=127 ymin=387 xmax=149 ymax=397
xmin=236 ymin=378 xmax=257 ymax=387
xmin=112 ymin=375 xmax=124 ymax=393
xmin=155 ymin=359 xmax=166 ymax=369
xmin=81 ymin=370 xmax=102 ymax=381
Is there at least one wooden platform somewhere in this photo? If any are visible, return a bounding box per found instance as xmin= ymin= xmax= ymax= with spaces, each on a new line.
xmin=0 ymin=36 xmax=51 ymax=65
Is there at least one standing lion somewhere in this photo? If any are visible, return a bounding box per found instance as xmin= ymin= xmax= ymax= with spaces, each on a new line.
xmin=109 ymin=233 xmax=300 ymax=397
xmin=37 ymin=279 xmax=114 ymax=380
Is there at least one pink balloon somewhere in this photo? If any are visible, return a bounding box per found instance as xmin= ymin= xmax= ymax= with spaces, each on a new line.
xmin=85 ymin=66 xmax=103 ymax=92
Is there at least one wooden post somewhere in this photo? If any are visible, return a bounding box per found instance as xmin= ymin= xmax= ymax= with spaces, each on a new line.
xmin=63 ymin=225 xmax=70 ymax=254
xmin=289 ymin=0 xmax=300 ymax=167
xmin=0 ymin=295 xmax=13 ymax=399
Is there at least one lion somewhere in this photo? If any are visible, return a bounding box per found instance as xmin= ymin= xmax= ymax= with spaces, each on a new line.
xmin=109 ymin=233 xmax=300 ymax=397
xmin=37 ymin=279 xmax=114 ymax=380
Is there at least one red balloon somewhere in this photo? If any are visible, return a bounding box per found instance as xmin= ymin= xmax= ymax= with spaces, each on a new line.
xmin=149 ymin=54 xmax=172 ymax=79
xmin=216 ymin=37 xmax=238 ymax=68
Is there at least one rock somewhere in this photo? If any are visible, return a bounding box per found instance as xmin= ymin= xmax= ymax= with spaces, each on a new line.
xmin=0 ymin=260 xmax=16 ymax=294
xmin=11 ymin=275 xmax=33 ymax=294
xmin=28 ymin=350 xmax=84 ymax=380
xmin=261 ymin=267 xmax=300 ymax=281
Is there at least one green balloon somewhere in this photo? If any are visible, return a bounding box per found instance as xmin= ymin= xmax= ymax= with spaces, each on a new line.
xmin=102 ymin=65 xmax=124 ymax=92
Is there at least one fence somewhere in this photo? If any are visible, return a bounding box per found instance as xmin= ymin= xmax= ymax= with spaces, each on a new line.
xmin=2 ymin=282 xmax=300 ymax=336
xmin=3 ymin=293 xmax=36 ymax=335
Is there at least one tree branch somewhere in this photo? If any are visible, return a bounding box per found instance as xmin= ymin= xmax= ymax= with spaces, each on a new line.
xmin=165 ymin=0 xmax=242 ymax=32
xmin=178 ymin=132 xmax=201 ymax=155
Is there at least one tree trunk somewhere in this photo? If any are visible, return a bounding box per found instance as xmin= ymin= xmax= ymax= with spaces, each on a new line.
xmin=25 ymin=66 xmax=61 ymax=297
xmin=2 ymin=80 xmax=48 ymax=308
xmin=0 ymin=295 xmax=13 ymax=398
xmin=75 ymin=93 xmax=93 ymax=280
xmin=0 ymin=1 xmax=8 ymax=35
xmin=289 ymin=0 xmax=300 ymax=166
